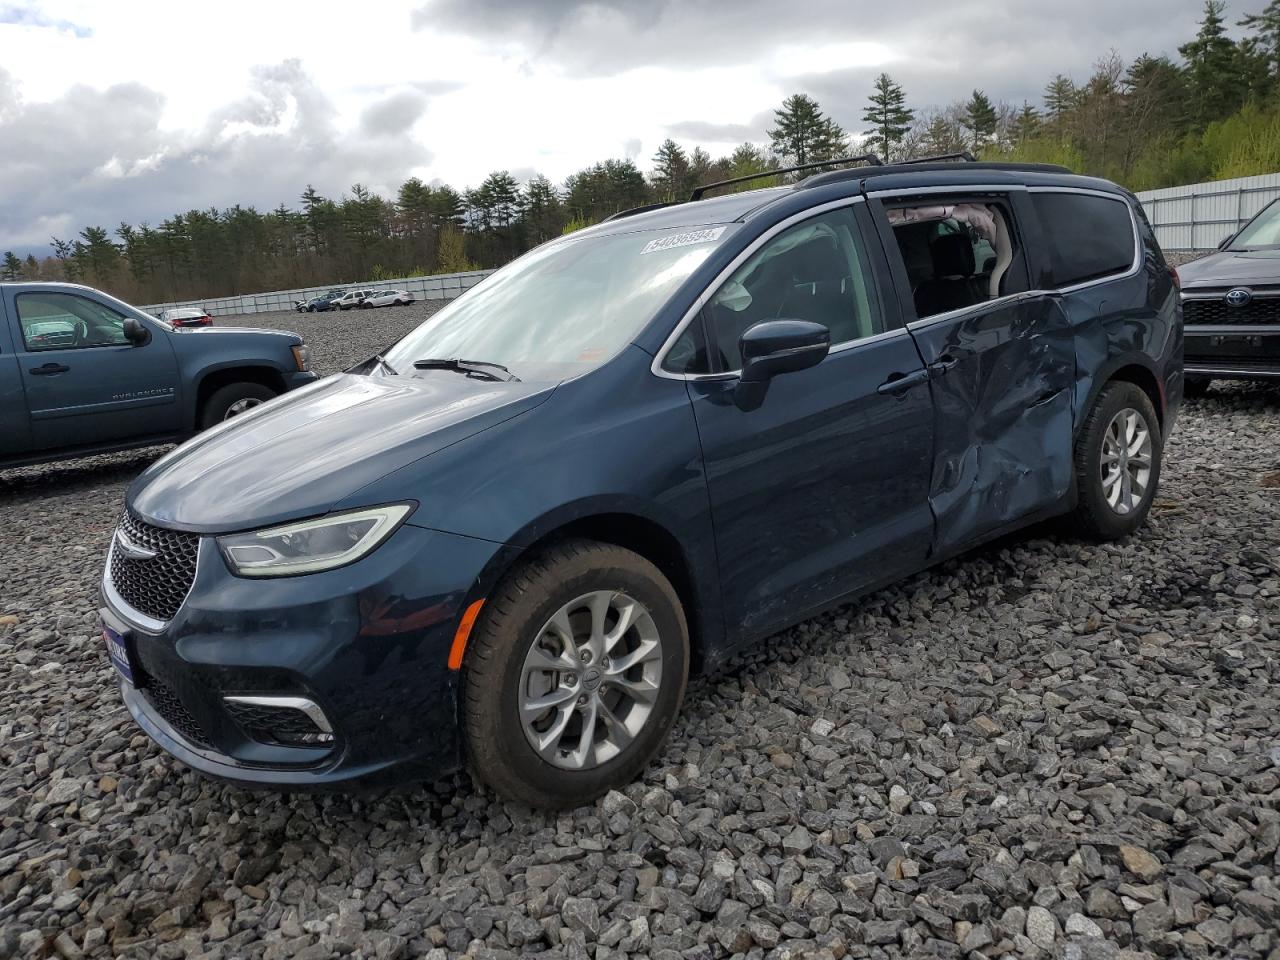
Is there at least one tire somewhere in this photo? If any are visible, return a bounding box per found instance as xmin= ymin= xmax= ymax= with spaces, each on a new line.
xmin=463 ymin=539 xmax=689 ymax=808
xmin=199 ymin=382 xmax=277 ymax=430
xmin=1183 ymin=377 xmax=1211 ymax=400
xmin=1066 ymin=381 xmax=1162 ymax=541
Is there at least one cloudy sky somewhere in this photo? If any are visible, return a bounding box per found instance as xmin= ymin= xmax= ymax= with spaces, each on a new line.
xmin=0 ymin=0 xmax=1212 ymax=252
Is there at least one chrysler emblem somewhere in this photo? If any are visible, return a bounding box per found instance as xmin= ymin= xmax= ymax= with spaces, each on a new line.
xmin=1225 ymin=288 xmax=1253 ymax=307
xmin=114 ymin=530 xmax=158 ymax=561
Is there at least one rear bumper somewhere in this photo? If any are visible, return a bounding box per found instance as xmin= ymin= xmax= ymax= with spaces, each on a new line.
xmin=1184 ymin=325 xmax=1280 ymax=379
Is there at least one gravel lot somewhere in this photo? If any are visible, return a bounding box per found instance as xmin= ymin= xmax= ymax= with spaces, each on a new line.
xmin=2 ymin=302 xmax=1278 ymax=960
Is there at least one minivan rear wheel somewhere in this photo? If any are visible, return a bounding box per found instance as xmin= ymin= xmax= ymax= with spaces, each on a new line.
xmin=1067 ymin=381 xmax=1162 ymax=541
xmin=463 ymin=539 xmax=689 ymax=808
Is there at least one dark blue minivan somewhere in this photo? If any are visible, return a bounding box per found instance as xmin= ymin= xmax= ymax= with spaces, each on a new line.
xmin=100 ymin=159 xmax=1182 ymax=806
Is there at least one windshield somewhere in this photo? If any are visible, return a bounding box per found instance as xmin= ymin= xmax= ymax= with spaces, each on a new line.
xmin=1230 ymin=202 xmax=1280 ymax=250
xmin=382 ymin=224 xmax=732 ymax=381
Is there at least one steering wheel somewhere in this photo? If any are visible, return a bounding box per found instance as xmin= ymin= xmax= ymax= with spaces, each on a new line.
xmin=73 ymin=319 xmax=90 ymax=346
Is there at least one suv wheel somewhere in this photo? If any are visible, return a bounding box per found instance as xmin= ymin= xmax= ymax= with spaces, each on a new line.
xmin=1067 ymin=381 xmax=1162 ymax=540
xmin=463 ymin=539 xmax=689 ymax=808
xmin=200 ymin=383 xmax=277 ymax=429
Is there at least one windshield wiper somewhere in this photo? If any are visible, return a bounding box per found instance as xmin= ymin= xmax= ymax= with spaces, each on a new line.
xmin=412 ymin=358 xmax=520 ymax=382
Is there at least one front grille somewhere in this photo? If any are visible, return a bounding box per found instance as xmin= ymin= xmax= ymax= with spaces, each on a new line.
xmin=140 ymin=679 xmax=212 ymax=748
xmin=108 ymin=511 xmax=200 ymax=622
xmin=1184 ymin=296 xmax=1280 ymax=326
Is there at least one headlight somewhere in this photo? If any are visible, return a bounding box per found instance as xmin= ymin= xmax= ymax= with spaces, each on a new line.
xmin=292 ymin=344 xmax=311 ymax=371
xmin=218 ymin=504 xmax=413 ymax=577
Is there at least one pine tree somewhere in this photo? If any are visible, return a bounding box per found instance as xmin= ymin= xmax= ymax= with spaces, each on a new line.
xmin=1011 ymin=102 xmax=1040 ymax=143
xmin=521 ymin=174 xmax=565 ymax=246
xmin=1181 ymin=0 xmax=1248 ymax=126
xmin=862 ymin=73 xmax=914 ymax=162
xmin=650 ymin=139 xmax=692 ymax=200
xmin=962 ymin=90 xmax=999 ymax=152
xmin=1 ymin=251 xmax=21 ymax=281
xmin=1043 ymin=75 xmax=1077 ymax=123
xmin=768 ymin=93 xmax=848 ymax=166
xmin=1241 ymin=0 xmax=1280 ymax=78
xmin=23 ymin=254 xmax=39 ymax=280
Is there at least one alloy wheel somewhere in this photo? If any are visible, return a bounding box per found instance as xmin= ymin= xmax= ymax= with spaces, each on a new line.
xmin=518 ymin=590 xmax=663 ymax=770
xmin=1100 ymin=407 xmax=1153 ymax=515
xmin=224 ymin=397 xmax=264 ymax=420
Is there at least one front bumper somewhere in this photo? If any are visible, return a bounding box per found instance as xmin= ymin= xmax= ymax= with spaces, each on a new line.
xmin=101 ymin=520 xmax=502 ymax=786
xmin=1184 ymin=324 xmax=1280 ymax=380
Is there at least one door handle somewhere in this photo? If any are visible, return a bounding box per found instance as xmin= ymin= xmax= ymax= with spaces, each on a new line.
xmin=928 ymin=354 xmax=958 ymax=377
xmin=30 ymin=362 xmax=70 ymax=375
xmin=877 ymin=368 xmax=931 ymax=395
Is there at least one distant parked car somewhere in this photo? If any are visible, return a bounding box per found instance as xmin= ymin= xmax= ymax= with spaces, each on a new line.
xmin=1179 ymin=197 xmax=1280 ymax=397
xmin=305 ymin=289 xmax=345 ymax=312
xmin=0 ymin=282 xmax=318 ymax=468
xmin=158 ymin=307 xmax=214 ymax=329
xmin=334 ymin=289 xmax=376 ymax=310
xmin=360 ymin=289 xmax=415 ymax=308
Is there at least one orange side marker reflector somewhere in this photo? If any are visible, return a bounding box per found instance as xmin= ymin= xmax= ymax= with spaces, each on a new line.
xmin=448 ymin=599 xmax=485 ymax=670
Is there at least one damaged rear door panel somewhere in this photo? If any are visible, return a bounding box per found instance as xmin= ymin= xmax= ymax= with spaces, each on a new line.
xmin=869 ymin=189 xmax=1076 ymax=556
xmin=907 ymin=293 xmax=1075 ymax=553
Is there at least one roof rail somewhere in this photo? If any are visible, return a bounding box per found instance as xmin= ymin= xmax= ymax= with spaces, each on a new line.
xmin=689 ymin=155 xmax=883 ymax=202
xmin=601 ymin=201 xmax=677 ymax=223
xmin=900 ymin=152 xmax=977 ymax=164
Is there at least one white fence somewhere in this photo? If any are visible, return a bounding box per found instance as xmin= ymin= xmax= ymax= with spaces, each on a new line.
xmin=140 ymin=269 xmax=496 ymax=317
xmin=1135 ymin=172 xmax=1280 ymax=252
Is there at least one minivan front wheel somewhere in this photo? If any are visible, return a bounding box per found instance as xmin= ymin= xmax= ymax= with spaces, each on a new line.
xmin=1068 ymin=381 xmax=1162 ymax=540
xmin=463 ymin=539 xmax=689 ymax=807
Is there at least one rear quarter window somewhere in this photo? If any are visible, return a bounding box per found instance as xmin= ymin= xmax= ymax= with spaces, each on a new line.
xmin=1031 ymin=192 xmax=1136 ymax=288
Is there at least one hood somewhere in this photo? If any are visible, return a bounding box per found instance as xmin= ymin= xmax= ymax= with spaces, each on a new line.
xmin=1178 ymin=248 xmax=1280 ymax=286
xmin=128 ymin=372 xmax=555 ymax=533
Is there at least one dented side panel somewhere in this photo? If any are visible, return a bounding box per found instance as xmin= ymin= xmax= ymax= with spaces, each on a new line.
xmin=907 ymin=295 xmax=1076 ymax=555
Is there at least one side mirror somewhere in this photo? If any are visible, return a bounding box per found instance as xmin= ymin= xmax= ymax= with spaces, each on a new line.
xmin=123 ymin=317 xmax=149 ymax=345
xmin=739 ymin=319 xmax=830 ymax=383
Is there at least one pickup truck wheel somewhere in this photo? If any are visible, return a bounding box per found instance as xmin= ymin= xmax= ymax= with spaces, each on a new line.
xmin=1067 ymin=381 xmax=1162 ymax=541
xmin=200 ymin=383 xmax=276 ymax=430
xmin=464 ymin=539 xmax=689 ymax=808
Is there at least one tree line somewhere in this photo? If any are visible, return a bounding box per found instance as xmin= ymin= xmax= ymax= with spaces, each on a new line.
xmin=4 ymin=0 xmax=1279 ymax=303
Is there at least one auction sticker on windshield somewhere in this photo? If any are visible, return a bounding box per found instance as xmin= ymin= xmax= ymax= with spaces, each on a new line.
xmin=640 ymin=226 xmax=726 ymax=255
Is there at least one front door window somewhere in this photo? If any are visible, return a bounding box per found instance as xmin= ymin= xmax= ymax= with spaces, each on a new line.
xmin=17 ymin=292 xmax=131 ymax=351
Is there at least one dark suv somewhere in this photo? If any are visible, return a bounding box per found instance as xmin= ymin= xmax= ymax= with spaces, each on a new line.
xmin=99 ymin=158 xmax=1182 ymax=807
xmin=0 ymin=282 xmax=317 ymax=468
xmin=1179 ymin=198 xmax=1280 ymax=395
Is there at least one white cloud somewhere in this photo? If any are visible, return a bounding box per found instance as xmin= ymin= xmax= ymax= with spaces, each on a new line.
xmin=0 ymin=0 xmax=1211 ymax=251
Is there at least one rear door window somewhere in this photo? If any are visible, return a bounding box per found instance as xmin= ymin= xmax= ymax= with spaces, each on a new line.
xmin=1030 ymin=192 xmax=1136 ymax=287
xmin=884 ymin=197 xmax=1026 ymax=320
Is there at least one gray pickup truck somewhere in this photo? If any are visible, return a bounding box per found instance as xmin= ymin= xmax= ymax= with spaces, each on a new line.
xmin=0 ymin=282 xmax=318 ymax=468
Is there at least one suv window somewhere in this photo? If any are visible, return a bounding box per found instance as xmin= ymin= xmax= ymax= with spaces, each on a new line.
xmin=887 ymin=199 xmax=1025 ymax=320
xmin=17 ymin=292 xmax=131 ymax=351
xmin=664 ymin=207 xmax=882 ymax=374
xmin=1031 ymin=192 xmax=1136 ymax=287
